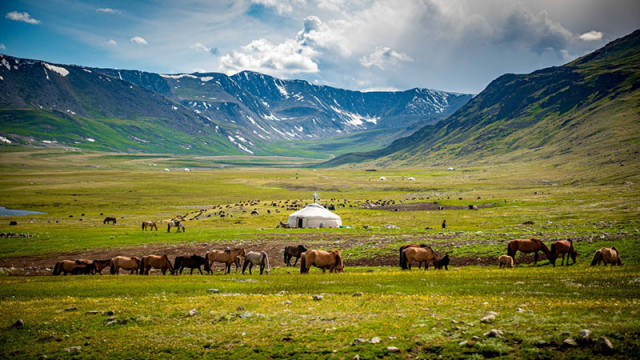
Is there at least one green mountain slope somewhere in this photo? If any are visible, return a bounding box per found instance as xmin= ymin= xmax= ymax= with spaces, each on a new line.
xmin=323 ymin=29 xmax=640 ymax=174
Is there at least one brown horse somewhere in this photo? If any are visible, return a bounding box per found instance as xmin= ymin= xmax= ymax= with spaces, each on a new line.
xmin=110 ymin=256 xmax=141 ymax=274
xmin=140 ymin=255 xmax=174 ymax=275
xmin=103 ymin=216 xmax=117 ymax=224
xmin=300 ymin=250 xmax=344 ymax=274
xmin=207 ymin=248 xmax=245 ymax=274
xmin=174 ymin=254 xmax=212 ymax=275
xmin=167 ymin=220 xmax=185 ymax=233
xmin=284 ymin=245 xmax=308 ymax=266
xmin=75 ymin=259 xmax=111 ymax=274
xmin=549 ymin=239 xmax=577 ymax=267
xmin=142 ymin=221 xmax=158 ymax=231
xmin=506 ymin=238 xmax=551 ymax=265
xmin=52 ymin=260 xmax=81 ymax=275
xmin=399 ymin=244 xmax=428 ymax=269
xmin=401 ymin=247 xmax=439 ymax=270
xmin=71 ymin=263 xmax=96 ymax=275
xmin=590 ymin=247 xmax=623 ymax=266
xmin=498 ymin=255 xmax=514 ymax=268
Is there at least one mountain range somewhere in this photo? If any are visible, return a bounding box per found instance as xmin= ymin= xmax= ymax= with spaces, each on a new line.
xmin=0 ymin=54 xmax=471 ymax=157
xmin=324 ymin=29 xmax=640 ymax=173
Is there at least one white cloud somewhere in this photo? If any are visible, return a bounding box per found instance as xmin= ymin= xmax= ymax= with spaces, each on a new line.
xmin=251 ymin=0 xmax=304 ymax=15
xmin=130 ymin=36 xmax=148 ymax=45
xmin=360 ymin=47 xmax=412 ymax=70
xmin=6 ymin=11 xmax=40 ymax=24
xmin=96 ymin=8 xmax=121 ymax=14
xmin=579 ymin=30 xmax=603 ymax=41
xmin=108 ymin=39 xmax=117 ymax=46
xmin=190 ymin=42 xmax=211 ymax=52
xmin=219 ymin=37 xmax=318 ymax=76
xmin=0 ymin=43 xmax=6 ymax=50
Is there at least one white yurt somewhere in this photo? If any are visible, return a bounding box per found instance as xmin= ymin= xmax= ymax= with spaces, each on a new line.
xmin=288 ymin=203 xmax=342 ymax=229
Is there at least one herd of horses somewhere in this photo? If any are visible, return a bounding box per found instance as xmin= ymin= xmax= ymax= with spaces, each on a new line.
xmin=51 ymin=237 xmax=623 ymax=276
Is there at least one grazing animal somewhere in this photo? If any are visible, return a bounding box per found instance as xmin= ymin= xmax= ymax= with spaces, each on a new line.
xmin=549 ymin=239 xmax=577 ymax=267
xmin=167 ymin=220 xmax=185 ymax=233
xmin=207 ymin=248 xmax=246 ymax=274
xmin=300 ymin=250 xmax=344 ymax=274
xmin=71 ymin=263 xmax=96 ymax=275
xmin=590 ymin=247 xmax=623 ymax=266
xmin=251 ymin=210 xmax=259 ymax=216
xmin=401 ymin=247 xmax=439 ymax=270
xmin=399 ymin=244 xmax=428 ymax=269
xmin=284 ymin=245 xmax=308 ymax=266
xmin=103 ymin=217 xmax=117 ymax=224
xmin=52 ymin=260 xmax=81 ymax=275
xmin=142 ymin=221 xmax=158 ymax=231
xmin=276 ymin=221 xmax=290 ymax=229
xmin=140 ymin=255 xmax=174 ymax=275
xmin=75 ymin=259 xmax=111 ymax=274
xmin=110 ymin=256 xmax=141 ymax=275
xmin=243 ymin=251 xmax=270 ymax=275
xmin=498 ymin=255 xmax=514 ymax=268
xmin=174 ymin=255 xmax=212 ymax=275
xmin=436 ymin=254 xmax=450 ymax=270
xmin=506 ymin=238 xmax=551 ymax=265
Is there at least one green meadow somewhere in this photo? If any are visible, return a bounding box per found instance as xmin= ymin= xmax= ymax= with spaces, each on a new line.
xmin=0 ymin=149 xmax=639 ymax=358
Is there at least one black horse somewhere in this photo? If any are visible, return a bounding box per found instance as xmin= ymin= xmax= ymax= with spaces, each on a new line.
xmin=436 ymin=254 xmax=450 ymax=270
xmin=284 ymin=245 xmax=308 ymax=266
xmin=174 ymin=255 xmax=212 ymax=275
xmin=71 ymin=263 xmax=96 ymax=275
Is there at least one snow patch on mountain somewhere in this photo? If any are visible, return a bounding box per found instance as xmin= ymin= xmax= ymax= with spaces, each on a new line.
xmin=43 ymin=62 xmax=69 ymax=77
xmin=160 ymin=73 xmax=198 ymax=79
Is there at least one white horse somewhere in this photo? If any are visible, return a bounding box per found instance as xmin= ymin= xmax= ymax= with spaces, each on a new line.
xmin=242 ymin=251 xmax=270 ymax=275
xmin=167 ymin=220 xmax=185 ymax=233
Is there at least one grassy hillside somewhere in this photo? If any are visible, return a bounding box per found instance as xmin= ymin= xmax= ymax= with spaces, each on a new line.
xmin=323 ymin=30 xmax=640 ymax=174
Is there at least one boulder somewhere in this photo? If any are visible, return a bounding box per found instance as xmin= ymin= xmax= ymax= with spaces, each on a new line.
xmin=595 ymin=336 xmax=614 ymax=353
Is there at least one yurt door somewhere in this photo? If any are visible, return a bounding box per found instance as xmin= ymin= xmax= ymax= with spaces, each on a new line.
xmin=297 ymin=218 xmax=303 ymax=228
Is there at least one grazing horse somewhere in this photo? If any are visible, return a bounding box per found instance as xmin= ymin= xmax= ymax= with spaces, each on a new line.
xmin=103 ymin=217 xmax=117 ymax=224
xmin=71 ymin=263 xmax=96 ymax=275
xmin=399 ymin=244 xmax=428 ymax=269
xmin=549 ymin=239 xmax=577 ymax=267
xmin=276 ymin=221 xmax=290 ymax=229
xmin=142 ymin=221 xmax=158 ymax=231
xmin=207 ymin=248 xmax=245 ymax=274
xmin=167 ymin=220 xmax=185 ymax=233
xmin=110 ymin=256 xmax=141 ymax=274
xmin=243 ymin=251 xmax=270 ymax=275
xmin=300 ymin=250 xmax=344 ymax=274
xmin=140 ymin=255 xmax=174 ymax=275
xmin=591 ymin=247 xmax=623 ymax=266
xmin=284 ymin=245 xmax=308 ymax=266
xmin=75 ymin=259 xmax=111 ymax=274
xmin=52 ymin=260 xmax=81 ymax=275
xmin=498 ymin=255 xmax=514 ymax=268
xmin=436 ymin=254 xmax=450 ymax=270
xmin=506 ymin=238 xmax=551 ymax=265
xmin=174 ymin=255 xmax=212 ymax=275
xmin=401 ymin=247 xmax=439 ymax=270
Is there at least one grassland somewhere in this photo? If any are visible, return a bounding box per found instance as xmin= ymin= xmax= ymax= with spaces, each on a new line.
xmin=0 ymin=149 xmax=639 ymax=358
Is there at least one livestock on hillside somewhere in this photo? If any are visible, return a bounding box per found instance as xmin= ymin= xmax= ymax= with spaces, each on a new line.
xmin=300 ymin=250 xmax=344 ymax=274
xmin=591 ymin=247 xmax=623 ymax=266
xmin=507 ymin=238 xmax=551 ymax=265
xmin=549 ymin=239 xmax=577 ymax=267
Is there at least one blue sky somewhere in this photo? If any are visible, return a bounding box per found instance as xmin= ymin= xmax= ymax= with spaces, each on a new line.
xmin=1 ymin=0 xmax=639 ymax=93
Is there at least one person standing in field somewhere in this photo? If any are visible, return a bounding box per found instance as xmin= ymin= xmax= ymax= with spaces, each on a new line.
xmin=442 ymin=219 xmax=447 ymax=229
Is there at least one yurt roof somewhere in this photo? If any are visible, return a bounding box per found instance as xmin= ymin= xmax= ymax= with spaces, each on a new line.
xmin=289 ymin=203 xmax=341 ymax=219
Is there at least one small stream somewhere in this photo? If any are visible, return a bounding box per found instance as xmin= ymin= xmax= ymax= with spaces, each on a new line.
xmin=0 ymin=206 xmax=47 ymax=216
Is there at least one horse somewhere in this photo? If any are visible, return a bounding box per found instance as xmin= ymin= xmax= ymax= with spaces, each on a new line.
xmin=436 ymin=254 xmax=450 ymax=270
xmin=167 ymin=220 xmax=185 ymax=233
xmin=590 ymin=247 xmax=623 ymax=266
xmin=242 ymin=251 xmax=270 ymax=275
xmin=174 ymin=254 xmax=212 ymax=275
xmin=140 ymin=255 xmax=174 ymax=275
xmin=401 ymin=247 xmax=439 ymax=270
xmin=71 ymin=263 xmax=96 ymax=275
xmin=498 ymin=255 xmax=514 ymax=268
xmin=52 ymin=260 xmax=81 ymax=275
xmin=110 ymin=256 xmax=141 ymax=274
xmin=103 ymin=217 xmax=117 ymax=224
xmin=549 ymin=239 xmax=577 ymax=267
xmin=142 ymin=221 xmax=158 ymax=231
xmin=399 ymin=244 xmax=428 ymax=269
xmin=284 ymin=245 xmax=308 ymax=266
xmin=300 ymin=250 xmax=344 ymax=274
xmin=75 ymin=259 xmax=111 ymax=274
xmin=207 ymin=248 xmax=245 ymax=274
xmin=506 ymin=238 xmax=551 ymax=265
xmin=276 ymin=221 xmax=290 ymax=229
